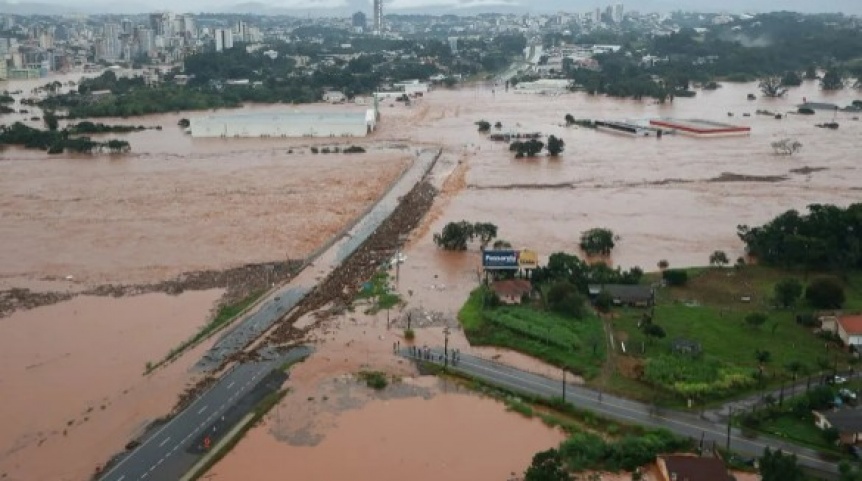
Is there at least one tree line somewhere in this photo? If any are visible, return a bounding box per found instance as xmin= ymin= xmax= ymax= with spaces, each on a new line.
xmin=737 ymin=203 xmax=862 ymax=272
xmin=0 ymin=122 xmax=131 ymax=154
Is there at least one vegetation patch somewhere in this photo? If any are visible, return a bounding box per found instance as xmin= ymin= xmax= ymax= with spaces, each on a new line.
xmin=355 ymin=271 xmax=401 ymax=313
xmin=459 ymin=287 xmax=606 ymax=379
xmin=358 ymin=370 xmax=389 ymax=390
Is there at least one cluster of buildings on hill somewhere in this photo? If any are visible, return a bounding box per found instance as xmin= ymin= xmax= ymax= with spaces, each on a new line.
xmin=0 ymin=4 xmax=766 ymax=81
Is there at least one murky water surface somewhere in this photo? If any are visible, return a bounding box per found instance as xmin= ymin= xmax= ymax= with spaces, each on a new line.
xmin=0 ymin=289 xmax=221 ymax=481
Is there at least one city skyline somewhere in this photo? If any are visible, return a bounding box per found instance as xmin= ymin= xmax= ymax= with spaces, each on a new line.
xmin=1 ymin=0 xmax=862 ymax=15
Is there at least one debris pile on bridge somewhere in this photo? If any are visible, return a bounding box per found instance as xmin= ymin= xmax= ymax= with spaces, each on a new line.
xmin=264 ymin=179 xmax=438 ymax=345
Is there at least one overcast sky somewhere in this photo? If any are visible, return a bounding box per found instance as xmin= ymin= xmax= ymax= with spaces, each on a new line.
xmin=2 ymin=0 xmax=861 ymax=15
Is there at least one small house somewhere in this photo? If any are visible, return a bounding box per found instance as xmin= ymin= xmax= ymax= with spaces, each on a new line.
xmin=490 ymin=279 xmax=533 ymax=305
xmin=672 ymin=338 xmax=702 ymax=356
xmin=814 ymin=409 xmax=862 ymax=444
xmin=837 ymin=315 xmax=862 ymax=348
xmin=588 ymin=284 xmax=654 ymax=307
xmin=656 ymin=455 xmax=732 ymax=481
xmin=322 ymin=90 xmax=346 ymax=103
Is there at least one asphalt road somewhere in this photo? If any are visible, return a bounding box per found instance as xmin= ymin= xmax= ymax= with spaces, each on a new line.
xmin=404 ymin=348 xmax=841 ymax=478
xmin=99 ymin=346 xmax=311 ymax=481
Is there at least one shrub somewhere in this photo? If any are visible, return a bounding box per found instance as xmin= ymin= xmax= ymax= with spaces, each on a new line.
xmin=310 ymin=146 xmax=319 ymax=154
xmin=359 ymin=371 xmax=388 ymax=390
xmin=404 ymin=328 xmax=415 ymax=340
xmin=545 ymin=281 xmax=586 ymax=318
xmin=662 ymin=269 xmax=688 ymax=286
xmin=805 ymin=277 xmax=845 ymax=309
xmin=343 ymin=145 xmax=365 ymax=153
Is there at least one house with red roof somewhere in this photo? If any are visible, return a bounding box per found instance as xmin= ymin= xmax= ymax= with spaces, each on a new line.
xmin=837 ymin=314 xmax=862 ymax=349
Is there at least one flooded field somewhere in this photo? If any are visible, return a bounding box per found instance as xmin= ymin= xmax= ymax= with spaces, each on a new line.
xmin=376 ymin=80 xmax=861 ymax=271
xmin=208 ymin=378 xmax=564 ymax=481
xmin=0 ymin=289 xmax=221 ymax=481
xmin=1 ymin=74 xmax=858 ymax=481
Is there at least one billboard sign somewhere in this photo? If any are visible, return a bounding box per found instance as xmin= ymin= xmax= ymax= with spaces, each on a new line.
xmin=518 ymin=249 xmax=539 ymax=269
xmin=482 ymin=250 xmax=519 ymax=270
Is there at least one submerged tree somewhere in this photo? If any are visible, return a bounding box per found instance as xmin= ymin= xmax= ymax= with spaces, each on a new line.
xmin=759 ymin=76 xmax=787 ymax=97
xmin=579 ymin=228 xmax=615 ymax=256
xmin=547 ymin=135 xmax=565 ymax=156
xmin=821 ymin=69 xmax=845 ymax=90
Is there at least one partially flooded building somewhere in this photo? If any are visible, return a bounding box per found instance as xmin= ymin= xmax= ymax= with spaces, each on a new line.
xmin=189 ymin=109 xmax=377 ymax=138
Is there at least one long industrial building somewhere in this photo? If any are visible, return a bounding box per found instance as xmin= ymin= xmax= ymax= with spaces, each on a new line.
xmin=189 ymin=109 xmax=377 ymax=138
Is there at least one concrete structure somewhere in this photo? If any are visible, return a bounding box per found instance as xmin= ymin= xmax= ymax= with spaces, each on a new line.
xmin=352 ymin=11 xmax=367 ymax=31
xmin=373 ymin=0 xmax=383 ymax=34
xmin=189 ymin=110 xmax=377 ymax=138
xmin=214 ymin=28 xmax=233 ymax=52
xmin=649 ymin=118 xmax=751 ymax=137
xmin=322 ymin=90 xmax=346 ymax=103
xmin=837 ymin=314 xmax=862 ymax=348
xmin=513 ymin=78 xmax=571 ymax=95
xmin=393 ymin=80 xmax=429 ymax=95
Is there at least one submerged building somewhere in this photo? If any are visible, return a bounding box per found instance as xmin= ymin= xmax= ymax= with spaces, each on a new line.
xmin=189 ymin=109 xmax=377 ymax=138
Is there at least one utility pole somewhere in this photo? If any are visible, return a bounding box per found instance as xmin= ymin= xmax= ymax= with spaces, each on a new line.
xmin=444 ymin=326 xmax=451 ymax=368
xmin=726 ymin=406 xmax=733 ymax=452
xmin=562 ymin=370 xmax=567 ymax=402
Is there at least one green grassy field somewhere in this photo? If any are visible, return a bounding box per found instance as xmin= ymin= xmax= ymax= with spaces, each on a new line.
xmin=459 ymin=288 xmax=606 ymax=379
xmin=758 ymin=414 xmax=840 ymax=453
xmin=611 ymin=265 xmax=859 ymax=402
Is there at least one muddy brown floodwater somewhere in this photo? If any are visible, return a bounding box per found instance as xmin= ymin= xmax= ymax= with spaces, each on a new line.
xmin=0 ymin=103 xmax=411 ymax=287
xmin=0 ymin=289 xmax=222 ymax=481
xmin=375 ymin=80 xmax=861 ymax=273
xmin=208 ymin=379 xmax=564 ymax=481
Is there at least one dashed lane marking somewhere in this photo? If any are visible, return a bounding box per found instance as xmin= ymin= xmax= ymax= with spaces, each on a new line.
xmin=158 ymin=437 xmax=171 ymax=447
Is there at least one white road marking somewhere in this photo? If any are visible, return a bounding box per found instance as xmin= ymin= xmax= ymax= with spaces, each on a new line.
xmin=197 ymin=405 xmax=208 ymax=415
xmin=116 ymin=476 xmax=125 ymax=481
xmin=158 ymin=437 xmax=171 ymax=447
xmin=227 ymin=381 xmax=235 ymax=389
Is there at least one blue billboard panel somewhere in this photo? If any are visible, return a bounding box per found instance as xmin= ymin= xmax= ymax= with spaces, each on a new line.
xmin=482 ymin=250 xmax=519 ymax=270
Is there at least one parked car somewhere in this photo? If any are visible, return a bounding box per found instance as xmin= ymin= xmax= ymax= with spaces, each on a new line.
xmin=840 ymin=388 xmax=858 ymax=401
xmin=848 ymin=445 xmax=862 ymax=460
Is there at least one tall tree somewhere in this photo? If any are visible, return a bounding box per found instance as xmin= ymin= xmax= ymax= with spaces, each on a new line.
xmin=821 ymin=69 xmax=845 ymax=90
xmin=709 ymin=250 xmax=729 ymax=268
xmin=524 ymin=448 xmax=569 ymax=481
xmin=759 ymin=448 xmax=805 ymax=481
xmin=773 ymin=278 xmax=803 ymax=308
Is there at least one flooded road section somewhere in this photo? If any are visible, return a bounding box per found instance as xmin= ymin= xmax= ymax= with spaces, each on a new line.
xmin=208 ymin=377 xmax=564 ymax=481
xmin=0 ymin=289 xmax=221 ymax=481
xmin=375 ymin=80 xmax=861 ymax=270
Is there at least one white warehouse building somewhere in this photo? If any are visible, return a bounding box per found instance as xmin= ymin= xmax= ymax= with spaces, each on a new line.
xmin=190 ymin=109 xmax=377 ymax=138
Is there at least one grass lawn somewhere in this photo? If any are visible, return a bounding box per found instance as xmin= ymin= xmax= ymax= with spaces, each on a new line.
xmin=459 ymin=288 xmax=606 ymax=379
xmin=610 ymin=265 xmax=859 ymax=402
xmin=757 ymin=414 xmax=840 ymax=453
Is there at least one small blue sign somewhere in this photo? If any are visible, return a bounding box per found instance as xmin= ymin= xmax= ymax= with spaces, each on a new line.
xmin=482 ymin=250 xmax=519 ymax=270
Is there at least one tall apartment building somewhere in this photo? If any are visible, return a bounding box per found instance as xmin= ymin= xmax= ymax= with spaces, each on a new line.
xmin=612 ymin=4 xmax=625 ymax=23
xmin=373 ymin=0 xmax=383 ymax=34
xmin=102 ymin=22 xmax=122 ymax=60
xmin=214 ymin=28 xmax=233 ymax=52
